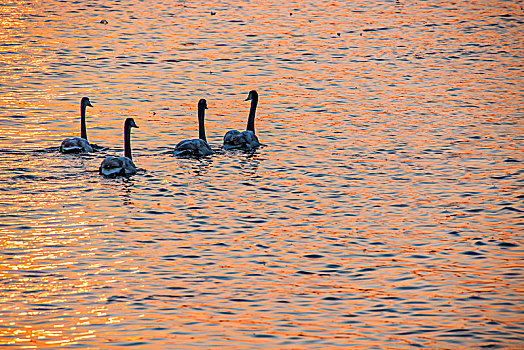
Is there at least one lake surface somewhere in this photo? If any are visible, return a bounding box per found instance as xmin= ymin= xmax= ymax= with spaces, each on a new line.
xmin=1 ymin=0 xmax=523 ymax=348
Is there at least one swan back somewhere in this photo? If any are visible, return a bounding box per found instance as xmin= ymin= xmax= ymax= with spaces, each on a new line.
xmin=99 ymin=156 xmax=137 ymax=177
xmin=223 ymin=130 xmax=260 ymax=150
xmin=60 ymin=137 xmax=93 ymax=153
xmin=174 ymin=138 xmax=213 ymax=158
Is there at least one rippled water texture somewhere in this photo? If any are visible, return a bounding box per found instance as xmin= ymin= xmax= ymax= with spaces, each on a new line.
xmin=1 ymin=0 xmax=523 ymax=348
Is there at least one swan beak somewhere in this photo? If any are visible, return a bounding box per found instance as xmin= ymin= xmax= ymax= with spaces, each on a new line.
xmin=87 ymin=101 xmax=93 ymax=107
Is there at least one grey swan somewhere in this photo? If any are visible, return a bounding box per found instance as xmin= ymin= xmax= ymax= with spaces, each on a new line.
xmin=223 ymin=90 xmax=261 ymax=150
xmin=99 ymin=118 xmax=138 ymax=177
xmin=174 ymin=99 xmax=213 ymax=158
xmin=60 ymin=97 xmax=94 ymax=153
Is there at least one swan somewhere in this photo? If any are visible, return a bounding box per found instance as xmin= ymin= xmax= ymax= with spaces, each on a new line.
xmin=174 ymin=99 xmax=213 ymax=158
xmin=60 ymin=97 xmax=94 ymax=153
xmin=223 ymin=90 xmax=261 ymax=150
xmin=99 ymin=118 xmax=139 ymax=177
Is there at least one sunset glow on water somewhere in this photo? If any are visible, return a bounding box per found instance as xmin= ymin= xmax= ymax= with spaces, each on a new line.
xmin=1 ymin=0 xmax=523 ymax=348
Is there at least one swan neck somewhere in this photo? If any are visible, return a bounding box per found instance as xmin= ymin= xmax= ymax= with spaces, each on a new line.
xmin=198 ymin=104 xmax=207 ymax=142
xmin=80 ymin=103 xmax=88 ymax=140
xmin=246 ymin=96 xmax=258 ymax=133
xmin=124 ymin=123 xmax=132 ymax=160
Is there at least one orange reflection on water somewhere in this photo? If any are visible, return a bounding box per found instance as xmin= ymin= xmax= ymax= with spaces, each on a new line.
xmin=1 ymin=0 xmax=523 ymax=348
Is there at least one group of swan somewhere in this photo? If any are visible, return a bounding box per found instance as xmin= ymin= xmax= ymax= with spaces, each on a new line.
xmin=60 ymin=91 xmax=261 ymax=177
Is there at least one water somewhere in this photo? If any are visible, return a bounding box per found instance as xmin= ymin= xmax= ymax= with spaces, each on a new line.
xmin=1 ymin=0 xmax=523 ymax=348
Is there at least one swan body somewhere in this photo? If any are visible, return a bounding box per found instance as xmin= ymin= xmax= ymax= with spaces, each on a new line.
xmin=223 ymin=90 xmax=261 ymax=150
xmin=174 ymin=99 xmax=213 ymax=158
xmin=99 ymin=156 xmax=136 ymax=177
xmin=60 ymin=137 xmax=93 ymax=153
xmin=99 ymin=118 xmax=139 ymax=177
xmin=223 ymin=130 xmax=260 ymax=150
xmin=174 ymin=138 xmax=212 ymax=157
xmin=60 ymin=97 xmax=94 ymax=153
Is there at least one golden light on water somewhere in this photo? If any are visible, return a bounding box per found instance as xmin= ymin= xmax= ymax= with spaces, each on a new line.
xmin=0 ymin=0 xmax=523 ymax=348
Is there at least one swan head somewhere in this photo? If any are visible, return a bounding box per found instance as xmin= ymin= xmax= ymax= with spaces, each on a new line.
xmin=198 ymin=99 xmax=208 ymax=109
xmin=81 ymin=97 xmax=93 ymax=108
xmin=125 ymin=117 xmax=139 ymax=129
xmin=245 ymin=90 xmax=258 ymax=101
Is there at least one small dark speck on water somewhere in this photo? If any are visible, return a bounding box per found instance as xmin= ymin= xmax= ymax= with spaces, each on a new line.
xmin=211 ymin=11 xmax=216 ymax=15
xmin=100 ymin=19 xmax=108 ymax=24
xmin=337 ymin=32 xmax=341 ymax=36
xmin=290 ymin=12 xmax=293 ymax=16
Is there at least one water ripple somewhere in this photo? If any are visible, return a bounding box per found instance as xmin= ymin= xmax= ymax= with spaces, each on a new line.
xmin=0 ymin=0 xmax=523 ymax=348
